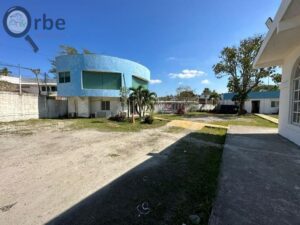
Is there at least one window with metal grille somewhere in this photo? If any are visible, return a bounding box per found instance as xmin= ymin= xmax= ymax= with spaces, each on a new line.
xmin=101 ymin=101 xmax=110 ymax=110
xmin=58 ymin=72 xmax=71 ymax=83
xmin=271 ymin=101 xmax=279 ymax=108
xmin=292 ymin=65 xmax=300 ymax=125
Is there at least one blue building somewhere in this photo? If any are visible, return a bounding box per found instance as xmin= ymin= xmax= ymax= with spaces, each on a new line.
xmin=55 ymin=54 xmax=150 ymax=117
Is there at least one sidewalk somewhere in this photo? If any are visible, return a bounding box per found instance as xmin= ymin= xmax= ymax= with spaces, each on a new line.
xmin=255 ymin=113 xmax=279 ymax=124
xmin=209 ymin=126 xmax=300 ymax=225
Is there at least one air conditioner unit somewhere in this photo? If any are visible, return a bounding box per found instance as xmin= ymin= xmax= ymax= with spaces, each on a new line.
xmin=95 ymin=111 xmax=112 ymax=118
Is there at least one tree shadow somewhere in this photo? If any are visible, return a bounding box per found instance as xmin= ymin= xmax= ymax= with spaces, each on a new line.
xmin=45 ymin=132 xmax=223 ymax=225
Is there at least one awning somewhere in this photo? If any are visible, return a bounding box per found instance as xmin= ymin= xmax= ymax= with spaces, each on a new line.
xmin=254 ymin=0 xmax=300 ymax=68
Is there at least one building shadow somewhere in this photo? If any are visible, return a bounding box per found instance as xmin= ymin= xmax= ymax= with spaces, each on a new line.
xmin=45 ymin=132 xmax=224 ymax=225
xmin=209 ymin=131 xmax=300 ymax=225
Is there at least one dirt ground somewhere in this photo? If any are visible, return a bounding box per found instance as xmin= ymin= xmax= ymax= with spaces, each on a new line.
xmin=0 ymin=122 xmax=192 ymax=225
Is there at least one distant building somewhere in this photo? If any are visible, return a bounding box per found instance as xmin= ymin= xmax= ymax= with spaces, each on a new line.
xmin=220 ymin=91 xmax=280 ymax=114
xmin=0 ymin=75 xmax=57 ymax=96
xmin=55 ymin=54 xmax=150 ymax=118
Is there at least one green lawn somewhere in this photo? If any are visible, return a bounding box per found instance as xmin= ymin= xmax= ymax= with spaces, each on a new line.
xmin=269 ymin=114 xmax=279 ymax=119
xmin=190 ymin=127 xmax=227 ymax=144
xmin=69 ymin=118 xmax=168 ymax=132
xmin=0 ymin=117 xmax=168 ymax=133
xmin=155 ymin=112 xmax=278 ymax=128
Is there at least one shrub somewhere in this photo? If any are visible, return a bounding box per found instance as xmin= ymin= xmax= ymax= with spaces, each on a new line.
xmin=176 ymin=107 xmax=185 ymax=115
xmin=144 ymin=115 xmax=154 ymax=124
xmin=109 ymin=113 xmax=126 ymax=122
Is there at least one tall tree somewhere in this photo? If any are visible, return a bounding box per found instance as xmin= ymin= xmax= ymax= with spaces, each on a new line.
xmin=0 ymin=67 xmax=12 ymax=76
xmin=209 ymin=90 xmax=220 ymax=105
xmin=201 ymin=88 xmax=212 ymax=97
xmin=176 ymin=86 xmax=197 ymax=101
xmin=213 ymin=35 xmax=278 ymax=114
xmin=49 ymin=46 xmax=93 ymax=74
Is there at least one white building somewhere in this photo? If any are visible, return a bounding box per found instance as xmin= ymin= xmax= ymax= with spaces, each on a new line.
xmin=0 ymin=75 xmax=57 ymax=96
xmin=220 ymin=91 xmax=280 ymax=114
xmin=254 ymin=0 xmax=300 ymax=146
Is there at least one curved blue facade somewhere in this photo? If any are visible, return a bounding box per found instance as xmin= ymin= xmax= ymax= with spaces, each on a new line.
xmin=56 ymin=54 xmax=150 ymax=97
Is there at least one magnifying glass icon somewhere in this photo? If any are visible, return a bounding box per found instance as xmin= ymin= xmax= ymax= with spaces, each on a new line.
xmin=3 ymin=6 xmax=39 ymax=52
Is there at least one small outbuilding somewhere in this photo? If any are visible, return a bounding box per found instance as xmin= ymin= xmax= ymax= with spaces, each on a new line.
xmin=220 ymin=91 xmax=280 ymax=114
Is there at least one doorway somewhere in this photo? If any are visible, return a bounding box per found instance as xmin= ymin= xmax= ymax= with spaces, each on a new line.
xmin=251 ymin=101 xmax=260 ymax=113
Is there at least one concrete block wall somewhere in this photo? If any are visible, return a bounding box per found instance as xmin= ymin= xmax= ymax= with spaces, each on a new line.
xmin=0 ymin=91 xmax=67 ymax=122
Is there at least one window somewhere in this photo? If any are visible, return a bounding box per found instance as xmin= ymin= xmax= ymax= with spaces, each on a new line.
xmin=292 ymin=64 xmax=300 ymax=125
xmin=132 ymin=76 xmax=148 ymax=89
xmin=51 ymin=86 xmax=57 ymax=92
xmin=271 ymin=101 xmax=279 ymax=108
xmin=41 ymin=86 xmax=46 ymax=92
xmin=58 ymin=72 xmax=71 ymax=83
xmin=101 ymin=101 xmax=110 ymax=110
xmin=82 ymin=71 xmax=121 ymax=90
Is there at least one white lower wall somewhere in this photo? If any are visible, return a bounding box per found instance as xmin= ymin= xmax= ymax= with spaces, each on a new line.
xmin=219 ymin=98 xmax=279 ymax=114
xmin=278 ymin=46 xmax=300 ymax=146
xmin=0 ymin=91 xmax=67 ymax=121
xmin=68 ymin=97 xmax=121 ymax=118
xmin=90 ymin=97 xmax=121 ymax=117
xmin=68 ymin=97 xmax=90 ymax=117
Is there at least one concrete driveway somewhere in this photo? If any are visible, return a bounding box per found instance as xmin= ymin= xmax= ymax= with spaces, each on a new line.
xmin=210 ymin=126 xmax=300 ymax=225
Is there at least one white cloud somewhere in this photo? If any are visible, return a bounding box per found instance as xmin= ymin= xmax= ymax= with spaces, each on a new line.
xmin=169 ymin=69 xmax=206 ymax=79
xmin=201 ymin=79 xmax=210 ymax=84
xmin=150 ymin=79 xmax=162 ymax=84
xmin=166 ymin=56 xmax=177 ymax=61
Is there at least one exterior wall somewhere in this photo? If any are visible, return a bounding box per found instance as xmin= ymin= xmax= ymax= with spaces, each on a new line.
xmin=244 ymin=99 xmax=279 ymax=114
xmin=67 ymin=97 xmax=90 ymax=118
xmin=56 ymin=54 xmax=150 ymax=97
xmin=0 ymin=91 xmax=67 ymax=122
xmin=0 ymin=75 xmax=57 ymax=96
xmin=219 ymin=98 xmax=279 ymax=114
xmin=67 ymin=96 xmax=121 ymax=118
xmin=90 ymin=97 xmax=121 ymax=117
xmin=279 ymin=45 xmax=300 ymax=146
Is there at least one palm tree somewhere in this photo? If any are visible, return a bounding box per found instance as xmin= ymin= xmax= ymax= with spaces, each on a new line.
xmin=129 ymin=85 xmax=157 ymax=119
xmin=142 ymin=89 xmax=157 ymax=117
xmin=209 ymin=90 xmax=220 ymax=105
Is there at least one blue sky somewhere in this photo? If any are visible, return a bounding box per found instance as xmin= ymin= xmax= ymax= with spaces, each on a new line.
xmin=0 ymin=0 xmax=281 ymax=96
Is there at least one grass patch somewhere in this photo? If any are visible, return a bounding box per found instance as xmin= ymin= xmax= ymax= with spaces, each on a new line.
xmin=55 ymin=126 xmax=226 ymax=225
xmin=156 ymin=113 xmax=278 ymax=128
xmin=209 ymin=114 xmax=277 ymax=128
xmin=190 ymin=127 xmax=227 ymax=144
xmin=164 ymin=126 xmax=187 ymax=133
xmin=69 ymin=118 xmax=168 ymax=132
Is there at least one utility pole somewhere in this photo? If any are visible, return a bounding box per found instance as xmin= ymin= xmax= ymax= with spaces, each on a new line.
xmin=31 ymin=69 xmax=41 ymax=95
xmin=18 ymin=64 xmax=22 ymax=95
